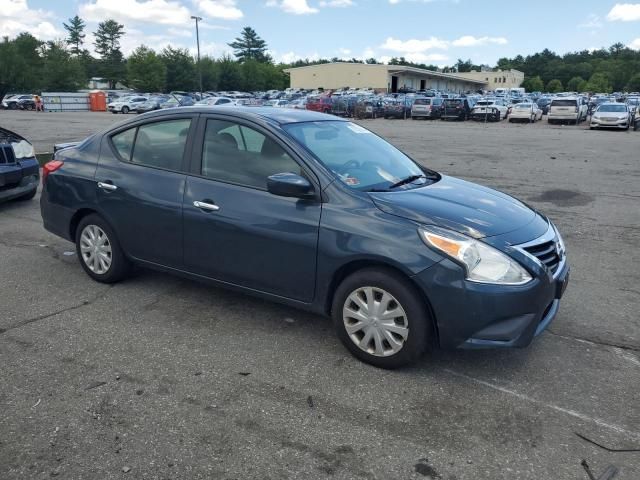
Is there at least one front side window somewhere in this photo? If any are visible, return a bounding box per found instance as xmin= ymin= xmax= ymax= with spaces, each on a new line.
xmin=283 ymin=121 xmax=428 ymax=192
xmin=201 ymin=120 xmax=301 ymax=189
xmin=129 ymin=119 xmax=191 ymax=170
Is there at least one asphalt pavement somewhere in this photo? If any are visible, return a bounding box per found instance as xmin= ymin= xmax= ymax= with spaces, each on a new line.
xmin=0 ymin=111 xmax=639 ymax=479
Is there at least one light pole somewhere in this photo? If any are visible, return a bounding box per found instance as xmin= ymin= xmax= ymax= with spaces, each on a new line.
xmin=191 ymin=15 xmax=203 ymax=98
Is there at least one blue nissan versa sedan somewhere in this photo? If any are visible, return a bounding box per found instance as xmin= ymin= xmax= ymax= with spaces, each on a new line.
xmin=40 ymin=107 xmax=569 ymax=368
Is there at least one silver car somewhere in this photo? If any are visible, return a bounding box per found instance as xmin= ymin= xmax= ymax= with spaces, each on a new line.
xmin=590 ymin=103 xmax=632 ymax=130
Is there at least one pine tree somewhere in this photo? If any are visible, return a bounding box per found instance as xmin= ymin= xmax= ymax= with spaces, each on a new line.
xmin=63 ymin=15 xmax=86 ymax=56
xmin=94 ymin=20 xmax=126 ymax=89
xmin=228 ymin=27 xmax=269 ymax=63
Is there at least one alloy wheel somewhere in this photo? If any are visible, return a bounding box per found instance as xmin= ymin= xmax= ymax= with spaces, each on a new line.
xmin=342 ymin=287 xmax=409 ymax=357
xmin=80 ymin=225 xmax=112 ymax=274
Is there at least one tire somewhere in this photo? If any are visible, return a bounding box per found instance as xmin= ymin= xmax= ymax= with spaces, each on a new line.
xmin=75 ymin=214 xmax=131 ymax=284
xmin=8 ymin=102 xmax=17 ymax=110
xmin=18 ymin=187 xmax=37 ymax=201
xmin=331 ymin=267 xmax=432 ymax=369
xmin=121 ymin=106 xmax=129 ymax=114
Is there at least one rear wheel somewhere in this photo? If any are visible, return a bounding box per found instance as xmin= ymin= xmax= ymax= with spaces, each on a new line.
xmin=332 ymin=268 xmax=431 ymax=368
xmin=75 ymin=214 xmax=130 ymax=283
xmin=18 ymin=187 xmax=37 ymax=201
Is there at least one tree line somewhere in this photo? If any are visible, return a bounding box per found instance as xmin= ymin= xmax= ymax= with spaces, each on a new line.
xmin=1 ymin=15 xmax=639 ymax=100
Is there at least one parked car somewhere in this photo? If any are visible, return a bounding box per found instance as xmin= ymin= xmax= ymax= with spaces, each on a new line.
xmin=306 ymin=95 xmax=333 ymax=114
xmin=441 ymin=98 xmax=471 ymax=121
xmin=107 ymin=96 xmax=149 ymax=114
xmin=353 ymin=98 xmax=385 ymax=119
xmin=136 ymin=96 xmax=171 ymax=114
xmin=410 ymin=97 xmax=443 ymax=119
xmin=161 ymin=95 xmax=195 ymax=109
xmin=2 ymin=94 xmax=33 ymax=110
xmin=17 ymin=97 xmax=37 ymax=111
xmin=536 ymin=97 xmax=553 ymax=115
xmin=508 ymin=103 xmax=544 ymax=123
xmin=589 ymin=103 xmax=633 ymax=130
xmin=194 ymin=97 xmax=235 ymax=107
xmin=383 ymin=97 xmax=412 ymax=119
xmin=469 ymin=99 xmax=508 ymax=121
xmin=263 ymin=99 xmax=289 ymax=108
xmin=40 ymin=107 xmax=569 ymax=368
xmin=0 ymin=127 xmax=39 ymax=203
xmin=547 ymin=97 xmax=588 ymax=125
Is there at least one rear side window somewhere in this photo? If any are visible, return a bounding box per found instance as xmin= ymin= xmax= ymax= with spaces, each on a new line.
xmin=111 ymin=128 xmax=136 ymax=161
xmin=131 ymin=119 xmax=191 ymax=170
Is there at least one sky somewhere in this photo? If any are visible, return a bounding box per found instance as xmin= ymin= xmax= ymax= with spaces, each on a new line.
xmin=2 ymin=0 xmax=640 ymax=66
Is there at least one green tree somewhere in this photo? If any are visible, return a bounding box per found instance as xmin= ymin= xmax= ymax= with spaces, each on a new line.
xmin=228 ymin=27 xmax=269 ymax=63
xmin=585 ymin=72 xmax=611 ymax=93
xmin=566 ymin=76 xmax=585 ymax=92
xmin=216 ymin=55 xmax=243 ymax=90
xmin=63 ymin=15 xmax=86 ymax=56
xmin=0 ymin=33 xmax=42 ymax=99
xmin=127 ymin=45 xmax=166 ymax=92
xmin=160 ymin=46 xmax=196 ymax=91
xmin=625 ymin=73 xmax=640 ymax=92
xmin=94 ymin=19 xmax=126 ymax=88
xmin=523 ymin=75 xmax=544 ymax=92
xmin=41 ymin=40 xmax=85 ymax=91
xmin=546 ymin=79 xmax=563 ymax=93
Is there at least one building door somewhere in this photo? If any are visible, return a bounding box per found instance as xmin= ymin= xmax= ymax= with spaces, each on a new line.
xmin=391 ymin=76 xmax=398 ymax=93
xmin=420 ymin=79 xmax=426 ymax=90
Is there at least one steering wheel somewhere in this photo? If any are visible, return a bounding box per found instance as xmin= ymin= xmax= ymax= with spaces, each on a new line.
xmin=338 ymin=159 xmax=360 ymax=173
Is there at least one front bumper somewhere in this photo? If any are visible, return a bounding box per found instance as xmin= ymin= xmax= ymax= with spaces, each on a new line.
xmin=413 ymin=233 xmax=569 ymax=350
xmin=590 ymin=118 xmax=629 ymax=129
xmin=0 ymin=173 xmax=38 ymax=202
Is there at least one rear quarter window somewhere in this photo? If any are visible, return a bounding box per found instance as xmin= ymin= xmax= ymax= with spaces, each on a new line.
xmin=111 ymin=128 xmax=136 ymax=161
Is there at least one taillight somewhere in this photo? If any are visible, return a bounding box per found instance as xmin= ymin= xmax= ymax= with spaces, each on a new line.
xmin=42 ymin=160 xmax=63 ymax=184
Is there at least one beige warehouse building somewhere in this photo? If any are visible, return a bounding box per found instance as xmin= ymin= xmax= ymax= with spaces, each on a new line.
xmin=455 ymin=69 xmax=524 ymax=90
xmin=284 ymin=62 xmax=487 ymax=93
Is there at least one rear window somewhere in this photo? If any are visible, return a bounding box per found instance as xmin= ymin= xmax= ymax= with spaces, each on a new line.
xmin=551 ymin=99 xmax=577 ymax=107
xmin=514 ymin=104 xmax=532 ymax=109
xmin=444 ymin=99 xmax=462 ymax=106
xmin=414 ymin=99 xmax=431 ymax=105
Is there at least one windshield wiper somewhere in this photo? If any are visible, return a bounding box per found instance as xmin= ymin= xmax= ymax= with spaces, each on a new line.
xmin=388 ymin=174 xmax=427 ymax=189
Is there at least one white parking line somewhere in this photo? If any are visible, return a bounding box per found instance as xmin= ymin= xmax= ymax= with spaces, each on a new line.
xmin=443 ymin=368 xmax=640 ymax=441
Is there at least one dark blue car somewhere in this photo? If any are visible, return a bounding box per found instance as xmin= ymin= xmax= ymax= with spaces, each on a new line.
xmin=40 ymin=107 xmax=569 ymax=368
xmin=0 ymin=127 xmax=39 ymax=203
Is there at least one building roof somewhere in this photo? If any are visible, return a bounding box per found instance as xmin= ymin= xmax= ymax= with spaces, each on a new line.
xmin=283 ymin=62 xmax=486 ymax=85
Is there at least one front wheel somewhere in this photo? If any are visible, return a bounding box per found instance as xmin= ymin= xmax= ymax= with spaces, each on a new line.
xmin=332 ymin=268 xmax=431 ymax=368
xmin=121 ymin=106 xmax=129 ymax=114
xmin=75 ymin=214 xmax=131 ymax=283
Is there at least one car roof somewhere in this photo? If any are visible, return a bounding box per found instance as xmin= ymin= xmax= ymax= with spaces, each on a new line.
xmin=136 ymin=106 xmax=342 ymax=125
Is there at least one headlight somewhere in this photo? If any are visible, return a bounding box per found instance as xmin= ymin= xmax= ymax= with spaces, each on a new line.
xmin=552 ymin=223 xmax=566 ymax=258
xmin=419 ymin=226 xmax=532 ymax=285
xmin=11 ymin=140 xmax=35 ymax=159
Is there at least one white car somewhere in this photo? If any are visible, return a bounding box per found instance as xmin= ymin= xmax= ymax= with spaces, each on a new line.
xmin=590 ymin=103 xmax=633 ymax=130
xmin=194 ymin=97 xmax=235 ymax=107
xmin=508 ymin=103 xmax=543 ymax=123
xmin=264 ymin=100 xmax=289 ymax=108
xmin=107 ymin=96 xmax=149 ymax=114
xmin=547 ymin=97 xmax=588 ymax=124
xmin=470 ymin=98 xmax=509 ymax=121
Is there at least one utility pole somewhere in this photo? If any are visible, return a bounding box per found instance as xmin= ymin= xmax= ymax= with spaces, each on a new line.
xmin=191 ymin=15 xmax=203 ymax=98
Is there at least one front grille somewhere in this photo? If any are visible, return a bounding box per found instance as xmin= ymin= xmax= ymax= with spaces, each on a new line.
xmin=0 ymin=145 xmax=16 ymax=164
xmin=523 ymin=240 xmax=561 ymax=274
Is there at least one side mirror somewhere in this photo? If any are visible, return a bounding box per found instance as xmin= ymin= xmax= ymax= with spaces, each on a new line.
xmin=267 ymin=172 xmax=315 ymax=199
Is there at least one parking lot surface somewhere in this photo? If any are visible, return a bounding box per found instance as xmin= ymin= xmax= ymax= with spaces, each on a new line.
xmin=1 ymin=110 xmax=639 ymax=479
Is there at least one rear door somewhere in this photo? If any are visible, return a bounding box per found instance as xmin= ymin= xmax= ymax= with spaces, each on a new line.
xmin=182 ymin=115 xmax=322 ymax=302
xmin=94 ymin=114 xmax=197 ymax=268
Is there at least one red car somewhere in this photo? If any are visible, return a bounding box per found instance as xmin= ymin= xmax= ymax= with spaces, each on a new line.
xmin=306 ymin=95 xmax=333 ymax=114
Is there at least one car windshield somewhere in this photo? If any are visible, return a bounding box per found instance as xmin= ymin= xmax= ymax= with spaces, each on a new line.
xmin=283 ymin=121 xmax=428 ymax=191
xmin=598 ymin=104 xmax=626 ymax=112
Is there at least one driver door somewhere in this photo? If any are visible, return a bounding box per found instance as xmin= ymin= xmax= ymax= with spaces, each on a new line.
xmin=182 ymin=116 xmax=322 ymax=302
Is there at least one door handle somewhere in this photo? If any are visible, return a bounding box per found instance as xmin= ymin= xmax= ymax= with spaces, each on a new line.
xmin=97 ymin=181 xmax=117 ymax=191
xmin=193 ymin=200 xmax=220 ymax=212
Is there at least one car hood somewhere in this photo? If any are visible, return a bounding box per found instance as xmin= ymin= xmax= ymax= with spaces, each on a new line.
xmin=369 ymin=175 xmax=539 ymax=239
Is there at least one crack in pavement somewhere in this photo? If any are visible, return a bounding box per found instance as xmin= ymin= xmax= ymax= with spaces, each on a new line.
xmin=546 ymin=329 xmax=640 ymax=353
xmin=0 ymin=286 xmax=113 ymax=335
